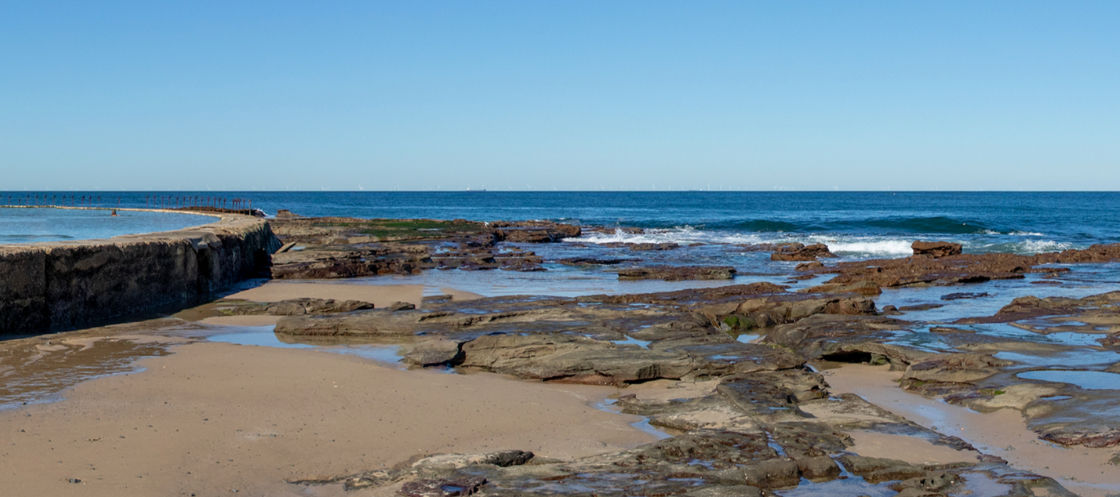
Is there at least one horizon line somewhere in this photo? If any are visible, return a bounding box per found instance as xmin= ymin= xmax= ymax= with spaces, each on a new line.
xmin=0 ymin=190 xmax=1118 ymax=194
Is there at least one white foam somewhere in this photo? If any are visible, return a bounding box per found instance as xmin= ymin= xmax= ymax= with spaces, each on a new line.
xmin=1023 ymin=240 xmax=1071 ymax=252
xmin=576 ymin=229 xmax=921 ymax=257
xmin=817 ymin=239 xmax=915 ymax=257
xmin=574 ymin=228 xmax=1078 ymax=259
xmin=968 ymin=239 xmax=1073 ymax=255
xmin=575 ymin=227 xmax=765 ymax=245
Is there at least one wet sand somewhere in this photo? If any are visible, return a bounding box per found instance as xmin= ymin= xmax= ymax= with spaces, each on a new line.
xmin=0 ymin=339 xmax=654 ymax=497
xmin=438 ymin=286 xmax=483 ymax=301
xmin=845 ymin=431 xmax=977 ymax=466
xmin=226 ymin=282 xmax=424 ymax=308
xmin=199 ymin=315 xmax=281 ymax=327
xmin=824 ymin=364 xmax=1120 ymax=497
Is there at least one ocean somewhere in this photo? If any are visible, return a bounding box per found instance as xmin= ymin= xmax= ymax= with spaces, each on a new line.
xmin=5 ymin=190 xmax=1116 ymax=349
xmin=4 ymin=191 xmax=1115 ymax=255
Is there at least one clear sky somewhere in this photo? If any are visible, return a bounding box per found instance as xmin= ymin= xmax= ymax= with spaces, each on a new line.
xmin=1 ymin=1 xmax=1118 ymax=191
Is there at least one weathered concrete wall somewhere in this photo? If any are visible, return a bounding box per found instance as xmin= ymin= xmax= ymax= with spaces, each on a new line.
xmin=0 ymin=214 xmax=281 ymax=334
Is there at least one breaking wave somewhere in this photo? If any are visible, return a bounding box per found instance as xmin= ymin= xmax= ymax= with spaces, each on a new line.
xmin=573 ymin=228 xmax=1078 ymax=258
xmin=578 ymin=226 xmax=766 ymax=245
xmin=969 ymin=240 xmax=1074 ymax=255
xmin=817 ymin=239 xmax=915 ymax=257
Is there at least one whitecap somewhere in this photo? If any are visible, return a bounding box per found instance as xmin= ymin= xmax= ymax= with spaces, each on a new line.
xmin=968 ymin=239 xmax=1074 ymax=255
xmin=817 ymin=238 xmax=915 ymax=257
xmin=574 ymin=227 xmax=765 ymax=246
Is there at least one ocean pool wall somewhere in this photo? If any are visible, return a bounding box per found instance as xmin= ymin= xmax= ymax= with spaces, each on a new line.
xmin=0 ymin=213 xmax=281 ymax=334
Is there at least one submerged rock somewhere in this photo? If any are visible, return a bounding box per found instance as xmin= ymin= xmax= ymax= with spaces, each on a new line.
xmin=617 ymin=266 xmax=737 ymax=281
xmin=399 ymin=476 xmax=487 ymax=497
xmin=797 ymin=243 xmax=1120 ymax=293
xmin=557 ymin=257 xmax=634 ymax=266
xmin=223 ymin=298 xmax=375 ymax=316
xmin=604 ymin=242 xmax=681 ymax=251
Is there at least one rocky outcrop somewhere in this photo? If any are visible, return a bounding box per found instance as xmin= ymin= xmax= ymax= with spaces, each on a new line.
xmin=796 ymin=243 xmax=1120 ymax=293
xmin=223 ymin=298 xmax=374 ymax=316
xmin=957 ymin=291 xmax=1120 ymax=324
xmin=489 ymin=221 xmax=581 ymax=243
xmin=901 ymin=354 xmax=1012 ymax=384
xmin=771 ymin=243 xmax=836 ymax=261
xmin=458 ymin=333 xmax=695 ymax=383
xmin=912 ymin=240 xmax=963 ymax=258
xmin=600 ymin=242 xmax=681 ymax=251
xmin=0 ymin=214 xmax=280 ymax=334
xmin=557 ymin=257 xmax=633 ymax=266
xmin=277 ymin=285 xmax=1077 ymax=496
xmin=271 ymin=246 xmax=430 ymax=279
xmin=763 ymin=314 xmax=932 ymax=370
xmin=616 ymin=265 xmax=736 ymax=281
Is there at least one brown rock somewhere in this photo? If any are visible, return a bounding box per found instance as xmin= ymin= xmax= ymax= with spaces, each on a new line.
xmin=901 ymin=354 xmax=1012 ymax=384
xmin=259 ymin=298 xmax=374 ymax=315
xmin=617 ymin=266 xmax=736 ymax=281
xmin=771 ymin=243 xmax=836 ymax=262
xmin=795 ymin=455 xmax=841 ymax=482
xmin=490 ymin=221 xmax=580 ymax=243
xmin=400 ymin=476 xmax=486 ymax=497
xmin=795 ymin=261 xmax=824 ymax=271
xmin=557 ymin=257 xmax=633 ymax=266
xmin=803 ymin=280 xmax=882 ymax=296
xmin=604 ymin=242 xmax=680 ymax=251
xmin=911 ymin=241 xmax=963 ymax=258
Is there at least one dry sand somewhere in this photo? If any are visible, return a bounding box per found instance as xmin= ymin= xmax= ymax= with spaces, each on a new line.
xmin=0 ymin=339 xmax=654 ymax=497
xmin=225 ymin=282 xmax=424 ymax=309
xmin=824 ymin=363 xmax=1120 ymax=497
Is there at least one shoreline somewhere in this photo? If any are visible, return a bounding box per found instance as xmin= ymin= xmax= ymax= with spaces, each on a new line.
xmin=2 ymin=210 xmax=1119 ymax=495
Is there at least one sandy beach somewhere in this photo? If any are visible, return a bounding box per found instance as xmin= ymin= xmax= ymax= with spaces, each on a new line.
xmin=225 ymin=282 xmax=426 ymax=309
xmin=0 ymin=335 xmax=653 ymax=497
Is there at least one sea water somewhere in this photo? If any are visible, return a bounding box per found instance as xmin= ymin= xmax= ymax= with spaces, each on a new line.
xmin=5 ymin=191 xmax=1117 ymax=254
xmin=0 ymin=207 xmax=216 ymax=244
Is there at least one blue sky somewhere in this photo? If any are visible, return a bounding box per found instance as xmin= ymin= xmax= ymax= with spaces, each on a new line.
xmin=1 ymin=1 xmax=1117 ymax=191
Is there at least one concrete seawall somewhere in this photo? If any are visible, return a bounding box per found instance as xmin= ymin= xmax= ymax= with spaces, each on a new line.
xmin=0 ymin=213 xmax=281 ymax=334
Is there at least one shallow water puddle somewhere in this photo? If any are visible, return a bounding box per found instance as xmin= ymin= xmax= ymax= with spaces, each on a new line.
xmin=994 ymin=349 xmax=1118 ymax=368
xmin=948 ymin=471 xmax=1012 ymax=496
xmin=775 ymin=476 xmax=897 ymax=497
xmin=593 ymin=398 xmax=673 ymax=440
xmin=734 ymin=332 xmax=762 ymax=344
xmin=0 ymin=337 xmax=172 ymax=409
xmin=826 ymin=364 xmax=1120 ymax=497
xmin=776 ymin=459 xmax=896 ymax=497
xmin=208 ymin=331 xmax=315 ymax=349
xmin=1016 ymin=370 xmax=1120 ymax=390
xmin=207 ymin=331 xmax=407 ymax=369
xmin=611 ymin=337 xmax=651 ymax=349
